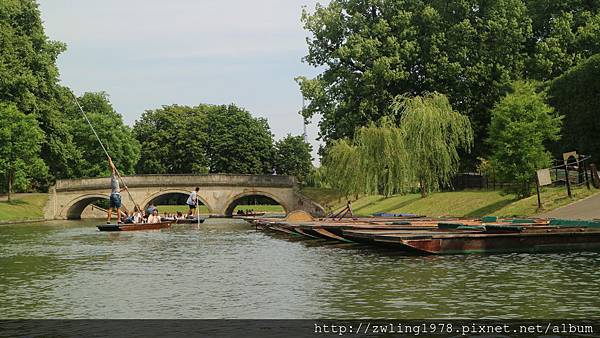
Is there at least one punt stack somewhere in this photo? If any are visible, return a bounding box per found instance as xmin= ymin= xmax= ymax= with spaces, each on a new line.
xmin=245 ymin=215 xmax=600 ymax=255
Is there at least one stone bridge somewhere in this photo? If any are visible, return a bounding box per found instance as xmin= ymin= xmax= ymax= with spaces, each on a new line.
xmin=44 ymin=174 xmax=325 ymax=220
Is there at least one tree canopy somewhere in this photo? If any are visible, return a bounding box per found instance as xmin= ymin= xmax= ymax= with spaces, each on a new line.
xmin=323 ymin=93 xmax=472 ymax=198
xmin=134 ymin=105 xmax=208 ymax=175
xmin=66 ymin=92 xmax=141 ymax=177
xmin=298 ymin=0 xmax=600 ymax=160
xmin=0 ymin=104 xmax=47 ymax=201
xmin=547 ymin=53 xmax=600 ymax=162
xmin=488 ymin=81 xmax=562 ymax=196
xmin=0 ymin=0 xmax=79 ymax=181
xmin=274 ymin=135 xmax=313 ymax=184
xmin=205 ymin=105 xmax=275 ymax=174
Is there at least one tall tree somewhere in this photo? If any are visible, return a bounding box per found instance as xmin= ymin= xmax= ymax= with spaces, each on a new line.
xmin=0 ymin=104 xmax=47 ymax=201
xmin=395 ymin=93 xmax=473 ymax=196
xmin=0 ymin=0 xmax=79 ymax=181
xmin=298 ymin=0 xmax=600 ymax=162
xmin=134 ymin=105 xmax=209 ymax=174
xmin=297 ymin=0 xmax=531 ymax=160
xmin=65 ymin=92 xmax=140 ymax=177
xmin=546 ymin=53 xmax=600 ymax=162
xmin=206 ymin=105 xmax=274 ymax=174
xmin=323 ymin=119 xmax=412 ymax=198
xmin=274 ymin=135 xmax=313 ymax=184
xmin=488 ymin=81 xmax=562 ymax=197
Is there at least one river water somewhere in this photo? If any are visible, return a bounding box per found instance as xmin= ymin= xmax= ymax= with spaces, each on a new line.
xmin=1 ymin=219 xmax=599 ymax=319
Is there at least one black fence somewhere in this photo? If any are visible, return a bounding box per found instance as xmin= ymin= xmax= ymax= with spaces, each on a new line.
xmin=451 ymin=156 xmax=600 ymax=191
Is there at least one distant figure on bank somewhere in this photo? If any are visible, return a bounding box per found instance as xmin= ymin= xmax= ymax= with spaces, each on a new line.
xmin=147 ymin=209 xmax=161 ymax=224
xmin=107 ymin=157 xmax=127 ymax=224
xmin=176 ymin=211 xmax=184 ymax=220
xmin=187 ymin=187 xmax=200 ymax=216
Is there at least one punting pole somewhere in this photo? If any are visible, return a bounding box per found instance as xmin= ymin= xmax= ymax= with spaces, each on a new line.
xmin=71 ymin=93 xmax=141 ymax=211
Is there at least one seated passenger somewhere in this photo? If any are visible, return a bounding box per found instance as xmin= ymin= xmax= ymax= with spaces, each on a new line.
xmin=124 ymin=211 xmax=135 ymax=224
xmin=147 ymin=209 xmax=161 ymax=224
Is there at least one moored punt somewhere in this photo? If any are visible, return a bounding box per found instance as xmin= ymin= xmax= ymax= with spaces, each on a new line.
xmin=372 ymin=227 xmax=600 ymax=254
xmin=97 ymin=222 xmax=172 ymax=232
xmin=171 ymin=218 xmax=206 ymax=224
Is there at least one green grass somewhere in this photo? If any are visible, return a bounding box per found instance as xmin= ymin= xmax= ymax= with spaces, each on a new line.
xmin=302 ymin=185 xmax=600 ymax=218
xmin=0 ymin=193 xmax=48 ymax=221
xmin=155 ymin=204 xmax=284 ymax=215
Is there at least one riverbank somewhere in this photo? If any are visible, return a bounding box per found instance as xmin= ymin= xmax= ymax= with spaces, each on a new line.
xmin=0 ymin=193 xmax=48 ymax=222
xmin=301 ymin=186 xmax=600 ymax=218
xmin=1 ymin=186 xmax=598 ymax=222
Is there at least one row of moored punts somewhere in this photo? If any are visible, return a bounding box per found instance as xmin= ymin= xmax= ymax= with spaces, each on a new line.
xmin=244 ymin=214 xmax=600 ymax=255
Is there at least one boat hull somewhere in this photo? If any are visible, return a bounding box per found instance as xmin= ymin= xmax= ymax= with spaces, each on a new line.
xmin=97 ymin=222 xmax=172 ymax=232
xmin=381 ymin=231 xmax=600 ymax=255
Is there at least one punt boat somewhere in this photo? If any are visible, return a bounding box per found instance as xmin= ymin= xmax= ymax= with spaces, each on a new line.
xmin=97 ymin=222 xmax=172 ymax=232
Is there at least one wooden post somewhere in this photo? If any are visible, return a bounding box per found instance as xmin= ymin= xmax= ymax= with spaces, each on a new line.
xmin=564 ymin=163 xmax=572 ymax=198
xmin=582 ymin=157 xmax=591 ymax=190
xmin=535 ymin=175 xmax=542 ymax=209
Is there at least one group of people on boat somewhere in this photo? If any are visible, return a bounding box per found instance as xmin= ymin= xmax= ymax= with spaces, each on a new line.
xmin=236 ymin=209 xmax=257 ymax=215
xmin=106 ymin=157 xmax=202 ymax=225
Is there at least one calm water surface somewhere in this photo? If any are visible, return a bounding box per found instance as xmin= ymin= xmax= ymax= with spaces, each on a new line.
xmin=1 ymin=219 xmax=599 ymax=319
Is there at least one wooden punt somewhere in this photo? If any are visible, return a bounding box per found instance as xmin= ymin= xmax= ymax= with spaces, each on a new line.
xmin=372 ymin=227 xmax=600 ymax=254
xmin=172 ymin=218 xmax=206 ymax=224
xmin=97 ymin=222 xmax=172 ymax=232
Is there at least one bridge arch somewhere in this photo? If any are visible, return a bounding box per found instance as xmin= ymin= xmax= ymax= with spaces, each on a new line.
xmin=223 ymin=191 xmax=288 ymax=216
xmin=141 ymin=189 xmax=213 ymax=214
xmin=63 ymin=194 xmax=110 ymax=220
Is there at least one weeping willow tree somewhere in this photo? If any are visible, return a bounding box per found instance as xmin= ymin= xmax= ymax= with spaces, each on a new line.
xmin=323 ymin=93 xmax=473 ymax=199
xmin=324 ymin=118 xmax=411 ymax=198
xmin=394 ymin=93 xmax=473 ymax=197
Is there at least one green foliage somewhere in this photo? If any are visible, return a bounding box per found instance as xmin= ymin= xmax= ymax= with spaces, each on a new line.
xmin=134 ymin=105 xmax=209 ymax=174
xmin=0 ymin=0 xmax=79 ymax=181
xmin=206 ymin=105 xmax=274 ymax=174
xmin=488 ymin=81 xmax=562 ymax=197
xmin=298 ymin=0 xmax=600 ymax=160
xmin=134 ymin=104 xmax=274 ymax=175
xmin=64 ymin=92 xmax=140 ymax=177
xmin=274 ymin=134 xmax=313 ymax=183
xmin=323 ymin=93 xmax=472 ymax=198
xmin=394 ymin=93 xmax=473 ymax=196
xmin=547 ymin=53 xmax=600 ymax=162
xmin=0 ymin=104 xmax=47 ymax=200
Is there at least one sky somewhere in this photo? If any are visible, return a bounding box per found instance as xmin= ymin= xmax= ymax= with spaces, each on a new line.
xmin=37 ymin=0 xmax=327 ymax=164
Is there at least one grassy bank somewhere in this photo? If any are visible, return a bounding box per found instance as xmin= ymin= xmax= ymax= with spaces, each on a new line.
xmin=0 ymin=193 xmax=48 ymax=221
xmin=302 ymin=185 xmax=599 ymax=218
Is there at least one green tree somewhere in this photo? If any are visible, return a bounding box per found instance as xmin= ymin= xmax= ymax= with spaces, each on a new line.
xmin=134 ymin=105 xmax=208 ymax=174
xmin=0 ymin=104 xmax=47 ymax=201
xmin=395 ymin=93 xmax=473 ymax=197
xmin=323 ymin=93 xmax=472 ymax=198
xmin=274 ymin=135 xmax=313 ymax=183
xmin=297 ymin=0 xmax=531 ymax=159
xmin=206 ymin=105 xmax=274 ymax=174
xmin=488 ymin=81 xmax=562 ymax=197
xmin=298 ymin=0 xmax=600 ymax=162
xmin=0 ymin=0 xmax=79 ymax=181
xmin=546 ymin=53 xmax=600 ymax=162
xmin=65 ymin=92 xmax=140 ymax=177
xmin=323 ymin=119 xmax=411 ymax=198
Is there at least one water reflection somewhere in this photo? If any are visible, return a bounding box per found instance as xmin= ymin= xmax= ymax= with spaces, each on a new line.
xmin=0 ymin=220 xmax=599 ymax=319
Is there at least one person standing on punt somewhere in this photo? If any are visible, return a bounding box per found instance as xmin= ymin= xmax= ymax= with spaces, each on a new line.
xmin=186 ymin=187 xmax=200 ymax=217
xmin=107 ymin=157 xmax=127 ymax=224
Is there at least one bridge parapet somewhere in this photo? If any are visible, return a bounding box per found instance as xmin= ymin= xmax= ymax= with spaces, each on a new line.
xmin=54 ymin=174 xmax=297 ymax=192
